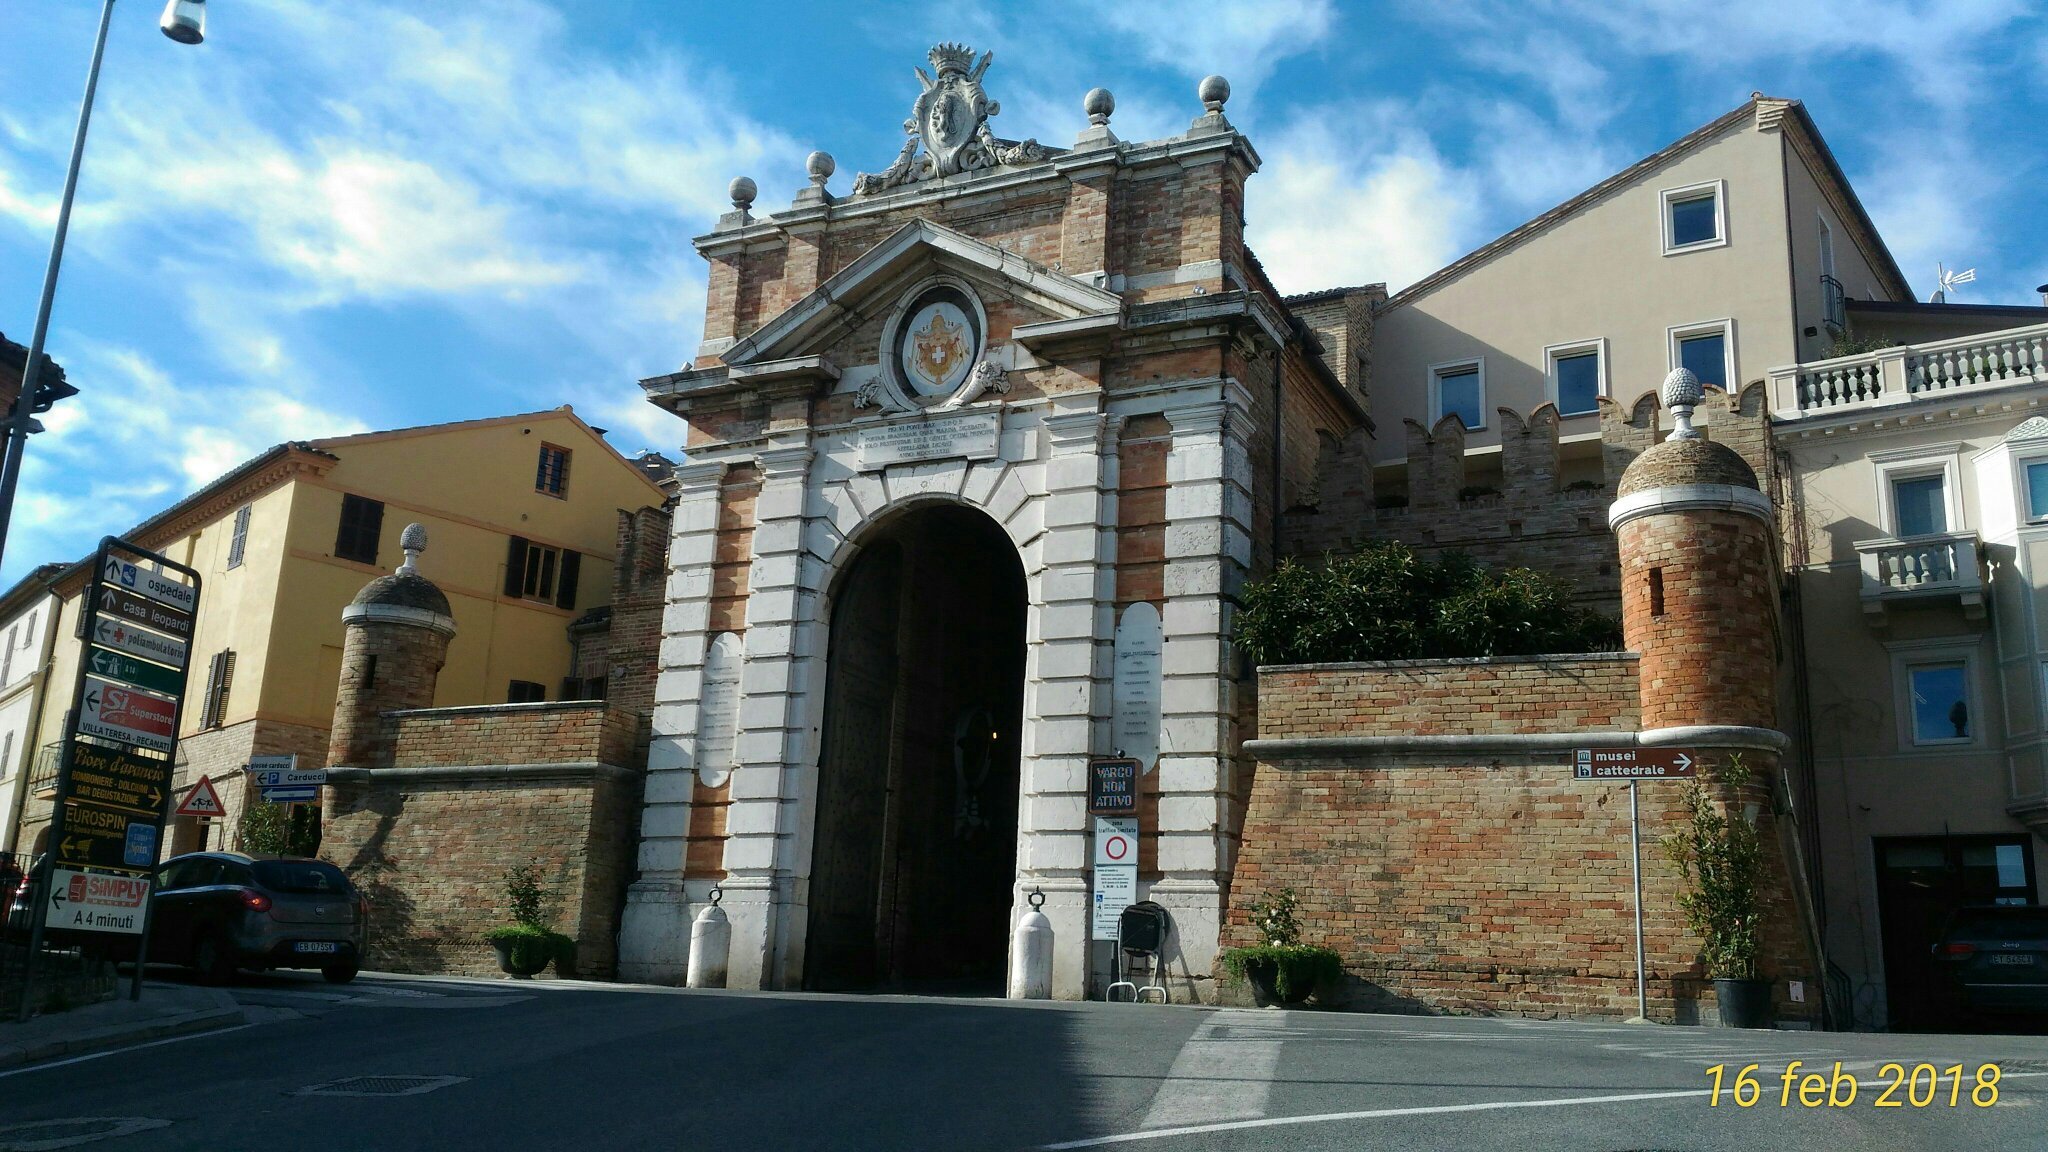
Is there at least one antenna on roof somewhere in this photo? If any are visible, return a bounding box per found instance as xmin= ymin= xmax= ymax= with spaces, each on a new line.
xmin=1930 ymin=263 xmax=1976 ymax=304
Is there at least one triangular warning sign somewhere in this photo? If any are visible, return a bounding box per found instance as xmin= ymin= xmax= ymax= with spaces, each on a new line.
xmin=175 ymin=775 xmax=226 ymax=818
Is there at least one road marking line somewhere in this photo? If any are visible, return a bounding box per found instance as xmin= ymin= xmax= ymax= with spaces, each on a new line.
xmin=0 ymin=1023 xmax=253 ymax=1080
xmin=1139 ymin=1010 xmax=1280 ymax=1129
xmin=1044 ymin=1073 xmax=2048 ymax=1149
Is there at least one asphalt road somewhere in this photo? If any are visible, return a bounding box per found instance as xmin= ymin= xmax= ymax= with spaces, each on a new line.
xmin=4 ymin=971 xmax=2048 ymax=1151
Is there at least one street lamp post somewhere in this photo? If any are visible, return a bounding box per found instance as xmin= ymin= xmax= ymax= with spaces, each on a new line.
xmin=0 ymin=0 xmax=206 ymax=574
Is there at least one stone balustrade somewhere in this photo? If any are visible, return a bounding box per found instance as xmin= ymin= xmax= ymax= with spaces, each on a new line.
xmin=1854 ymin=531 xmax=1985 ymax=621
xmin=1770 ymin=322 xmax=2048 ymax=418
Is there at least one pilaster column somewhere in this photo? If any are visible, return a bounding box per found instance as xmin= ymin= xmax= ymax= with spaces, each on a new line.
xmin=722 ymin=441 xmax=816 ymax=988
xmin=618 ymin=459 xmax=730 ymax=984
xmin=1153 ymin=388 xmax=1255 ymax=1000
xmin=1014 ymin=396 xmax=1119 ymax=1000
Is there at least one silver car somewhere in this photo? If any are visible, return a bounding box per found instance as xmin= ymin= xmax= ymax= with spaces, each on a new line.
xmin=146 ymin=852 xmax=367 ymax=983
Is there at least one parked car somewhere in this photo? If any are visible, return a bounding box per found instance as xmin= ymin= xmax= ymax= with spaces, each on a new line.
xmin=1933 ymin=905 xmax=2048 ymax=1022
xmin=146 ymin=852 xmax=367 ymax=984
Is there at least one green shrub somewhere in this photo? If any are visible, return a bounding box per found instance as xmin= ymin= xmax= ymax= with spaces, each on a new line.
xmin=1663 ymin=756 xmax=1767 ymax=980
xmin=238 ymin=801 xmax=320 ymax=857
xmin=1235 ymin=542 xmax=1622 ymax=665
xmin=1220 ymin=944 xmax=1344 ymax=1001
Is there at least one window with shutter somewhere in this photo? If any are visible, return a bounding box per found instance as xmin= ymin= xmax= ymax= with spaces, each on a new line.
xmin=505 ymin=536 xmax=529 ymax=598
xmin=227 ymin=504 xmax=252 ymax=569
xmin=335 ymin=495 xmax=384 ymax=565
xmin=555 ymin=550 xmax=580 ymax=609
xmin=507 ymin=680 xmax=547 ymax=704
xmin=202 ymin=650 xmax=237 ymax=729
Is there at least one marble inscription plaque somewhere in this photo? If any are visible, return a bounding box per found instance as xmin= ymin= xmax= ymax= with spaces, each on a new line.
xmin=859 ymin=410 xmax=1001 ymax=469
xmin=1112 ymin=602 xmax=1163 ymax=772
xmin=696 ymin=632 xmax=743 ymax=787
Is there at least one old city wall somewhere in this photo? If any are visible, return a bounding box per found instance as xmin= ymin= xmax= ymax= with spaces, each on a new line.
xmin=323 ymin=702 xmax=643 ymax=977
xmin=1280 ymin=383 xmax=1774 ymax=615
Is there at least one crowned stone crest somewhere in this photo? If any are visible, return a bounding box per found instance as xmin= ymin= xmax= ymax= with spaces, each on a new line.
xmin=852 ymin=44 xmax=1058 ymax=197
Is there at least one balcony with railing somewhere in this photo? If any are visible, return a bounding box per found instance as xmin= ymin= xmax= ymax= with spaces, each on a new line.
xmin=1821 ymin=274 xmax=1846 ymax=335
xmin=1769 ymin=322 xmax=2048 ymax=419
xmin=1855 ymin=531 xmax=1984 ymax=622
xmin=27 ymin=742 xmax=60 ymax=795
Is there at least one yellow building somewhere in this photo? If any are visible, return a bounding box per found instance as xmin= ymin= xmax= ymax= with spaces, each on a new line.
xmin=13 ymin=407 xmax=668 ymax=856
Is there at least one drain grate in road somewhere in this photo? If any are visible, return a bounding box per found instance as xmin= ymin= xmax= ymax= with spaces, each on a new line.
xmin=295 ymin=1075 xmax=468 ymax=1097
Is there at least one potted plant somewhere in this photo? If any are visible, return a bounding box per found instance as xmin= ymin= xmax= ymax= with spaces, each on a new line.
xmin=483 ymin=860 xmax=573 ymax=979
xmin=1663 ymin=755 xmax=1773 ymax=1027
xmin=1220 ymin=888 xmax=1343 ymax=1006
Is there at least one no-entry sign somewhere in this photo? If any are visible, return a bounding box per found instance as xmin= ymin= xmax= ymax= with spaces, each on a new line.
xmin=1094 ymin=817 xmax=1138 ymax=866
xmin=1574 ymin=747 xmax=1699 ymax=779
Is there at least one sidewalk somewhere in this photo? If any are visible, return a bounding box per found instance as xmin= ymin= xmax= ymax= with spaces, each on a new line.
xmin=0 ymin=984 xmax=245 ymax=1072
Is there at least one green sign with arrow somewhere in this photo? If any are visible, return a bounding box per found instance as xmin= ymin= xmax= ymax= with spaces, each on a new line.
xmin=86 ymin=645 xmax=183 ymax=697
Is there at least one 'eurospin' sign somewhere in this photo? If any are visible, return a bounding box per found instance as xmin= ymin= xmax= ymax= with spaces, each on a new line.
xmin=45 ymin=868 xmax=152 ymax=935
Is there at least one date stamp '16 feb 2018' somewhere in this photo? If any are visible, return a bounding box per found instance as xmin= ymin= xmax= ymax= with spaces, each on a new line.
xmin=1707 ymin=1062 xmax=2002 ymax=1109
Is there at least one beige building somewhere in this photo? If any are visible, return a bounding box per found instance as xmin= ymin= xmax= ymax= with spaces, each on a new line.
xmin=1364 ymin=96 xmax=1906 ymax=495
xmin=1774 ymin=313 xmax=2048 ymax=1029
xmin=12 ymin=407 xmax=668 ymax=857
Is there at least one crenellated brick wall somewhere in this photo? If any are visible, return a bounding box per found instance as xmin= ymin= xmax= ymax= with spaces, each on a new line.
xmin=386 ymin=702 xmax=641 ymax=770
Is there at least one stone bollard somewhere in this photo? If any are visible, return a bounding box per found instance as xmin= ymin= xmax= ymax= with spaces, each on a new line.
xmin=686 ymin=887 xmax=731 ymax=989
xmin=1007 ymin=888 xmax=1054 ymax=1000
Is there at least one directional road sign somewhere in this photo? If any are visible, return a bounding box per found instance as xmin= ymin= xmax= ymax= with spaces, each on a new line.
xmin=100 ymin=556 xmax=197 ymax=613
xmin=86 ymin=645 xmax=184 ymax=696
xmin=44 ymin=868 xmax=151 ymax=936
xmin=62 ymin=740 xmax=172 ymax=815
xmin=90 ymin=614 xmax=189 ymax=670
xmin=175 ymin=775 xmax=226 ymax=818
xmin=259 ymin=786 xmax=319 ymax=804
xmin=1573 ymin=747 xmax=1700 ymax=780
xmin=250 ymin=767 xmax=326 ymax=788
xmin=55 ymin=798 xmax=159 ymax=873
xmin=97 ymin=586 xmax=193 ymax=640
xmin=80 ymin=676 xmax=177 ymax=754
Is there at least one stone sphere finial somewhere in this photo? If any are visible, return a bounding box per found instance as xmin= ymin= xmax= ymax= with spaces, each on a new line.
xmin=1198 ymin=74 xmax=1230 ymax=113
xmin=1661 ymin=367 xmax=1705 ymax=440
xmin=1084 ymin=87 xmax=1115 ymax=126
xmin=398 ymin=522 xmax=428 ymax=574
xmin=805 ymin=151 xmax=835 ymax=187
xmin=728 ymin=176 xmax=757 ymax=212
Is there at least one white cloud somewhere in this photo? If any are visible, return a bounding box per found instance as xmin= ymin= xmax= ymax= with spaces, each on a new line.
xmin=1248 ymin=111 xmax=1482 ymax=295
xmin=1099 ymin=0 xmax=1336 ymax=93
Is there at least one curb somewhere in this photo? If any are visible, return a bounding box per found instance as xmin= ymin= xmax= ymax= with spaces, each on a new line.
xmin=0 ymin=990 xmax=246 ymax=1072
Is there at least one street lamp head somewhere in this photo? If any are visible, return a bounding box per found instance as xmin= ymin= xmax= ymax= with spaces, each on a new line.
xmin=160 ymin=0 xmax=206 ymax=45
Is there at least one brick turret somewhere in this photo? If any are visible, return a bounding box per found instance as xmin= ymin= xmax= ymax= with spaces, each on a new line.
xmin=325 ymin=523 xmax=455 ymax=769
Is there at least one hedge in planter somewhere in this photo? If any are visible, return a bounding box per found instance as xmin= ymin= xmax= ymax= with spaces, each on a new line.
xmin=1235 ymin=542 xmax=1621 ymax=666
xmin=485 ymin=860 xmax=575 ymax=978
xmin=1220 ymin=888 xmax=1343 ymax=1005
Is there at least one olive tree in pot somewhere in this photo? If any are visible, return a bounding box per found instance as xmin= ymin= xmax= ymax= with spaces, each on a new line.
xmin=1663 ymin=756 xmax=1773 ymax=1027
xmin=484 ymin=860 xmax=574 ymax=979
xmin=1220 ymin=888 xmax=1343 ymax=1007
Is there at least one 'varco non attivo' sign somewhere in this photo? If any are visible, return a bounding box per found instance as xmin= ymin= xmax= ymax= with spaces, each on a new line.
xmin=1574 ymin=748 xmax=1698 ymax=779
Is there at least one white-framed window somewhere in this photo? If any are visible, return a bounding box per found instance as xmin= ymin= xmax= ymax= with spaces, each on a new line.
xmin=1544 ymin=339 xmax=1608 ymax=416
xmin=1817 ymin=214 xmax=1837 ymax=279
xmin=1667 ymin=319 xmax=1735 ymax=393
xmin=1872 ymin=445 xmax=1964 ymax=539
xmin=2018 ymin=456 xmax=2048 ymax=524
xmin=1887 ymin=638 xmax=1980 ymax=750
xmin=1660 ymin=179 xmax=1728 ymax=254
xmin=1429 ymin=358 xmax=1486 ymax=431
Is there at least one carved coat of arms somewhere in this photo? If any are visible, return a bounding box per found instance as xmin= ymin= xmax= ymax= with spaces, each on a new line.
xmin=852 ymin=44 xmax=1057 ymax=196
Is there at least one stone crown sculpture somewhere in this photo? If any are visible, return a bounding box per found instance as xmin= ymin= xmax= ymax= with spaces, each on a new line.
xmin=851 ymin=45 xmax=1058 ymax=196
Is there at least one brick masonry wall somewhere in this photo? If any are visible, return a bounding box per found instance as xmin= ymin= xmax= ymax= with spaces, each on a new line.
xmin=323 ymin=770 xmax=637 ymax=978
xmin=385 ymin=703 xmax=639 ymax=768
xmin=1230 ymin=656 xmax=1817 ymax=1023
xmin=1618 ymin=509 xmax=1779 ymax=732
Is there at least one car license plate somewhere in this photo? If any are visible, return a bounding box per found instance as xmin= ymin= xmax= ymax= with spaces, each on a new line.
xmin=1989 ymin=954 xmax=2036 ymax=965
xmin=294 ymin=941 xmax=340 ymax=954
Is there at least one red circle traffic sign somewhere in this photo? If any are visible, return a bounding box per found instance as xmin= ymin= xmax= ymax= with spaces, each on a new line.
xmin=1105 ymin=835 xmax=1131 ymax=861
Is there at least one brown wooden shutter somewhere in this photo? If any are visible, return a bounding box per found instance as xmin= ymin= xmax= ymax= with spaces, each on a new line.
xmin=555 ymin=550 xmax=581 ymax=609
xmin=504 ymin=536 xmax=528 ymax=598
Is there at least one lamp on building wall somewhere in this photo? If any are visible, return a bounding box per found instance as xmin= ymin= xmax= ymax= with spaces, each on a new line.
xmin=0 ymin=0 xmax=209 ymax=572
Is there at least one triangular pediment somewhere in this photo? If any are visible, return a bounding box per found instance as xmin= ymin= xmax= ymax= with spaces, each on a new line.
xmin=721 ymin=219 xmax=1122 ymax=367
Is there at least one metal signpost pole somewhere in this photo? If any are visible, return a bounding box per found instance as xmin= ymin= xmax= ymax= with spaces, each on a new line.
xmin=1630 ymin=779 xmax=1647 ymax=1021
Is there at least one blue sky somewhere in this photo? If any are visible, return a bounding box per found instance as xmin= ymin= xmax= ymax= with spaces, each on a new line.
xmin=3 ymin=0 xmax=2043 ymax=584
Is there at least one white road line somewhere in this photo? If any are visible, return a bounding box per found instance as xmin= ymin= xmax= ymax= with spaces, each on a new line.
xmin=1139 ymin=1010 xmax=1282 ymax=1129
xmin=1043 ymin=1071 xmax=2048 ymax=1149
xmin=0 ymin=1023 xmax=253 ymax=1080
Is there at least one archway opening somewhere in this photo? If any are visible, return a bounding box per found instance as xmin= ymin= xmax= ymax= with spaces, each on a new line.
xmin=805 ymin=503 xmax=1027 ymax=994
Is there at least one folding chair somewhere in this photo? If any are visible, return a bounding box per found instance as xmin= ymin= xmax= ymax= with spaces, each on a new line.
xmin=1106 ymin=901 xmax=1171 ymax=1003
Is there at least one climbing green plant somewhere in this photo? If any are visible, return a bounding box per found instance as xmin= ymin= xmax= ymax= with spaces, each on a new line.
xmin=1663 ymin=756 xmax=1768 ymax=981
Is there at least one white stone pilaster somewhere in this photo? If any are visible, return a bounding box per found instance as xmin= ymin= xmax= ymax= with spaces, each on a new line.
xmin=1014 ymin=396 xmax=1119 ymax=1001
xmin=619 ymin=459 xmax=730 ymax=984
xmin=722 ymin=442 xmax=815 ymax=989
xmin=1149 ymin=391 xmax=1255 ymax=1001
